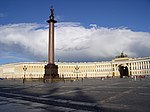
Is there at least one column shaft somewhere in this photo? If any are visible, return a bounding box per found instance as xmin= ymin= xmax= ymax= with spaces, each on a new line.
xmin=48 ymin=22 xmax=54 ymax=64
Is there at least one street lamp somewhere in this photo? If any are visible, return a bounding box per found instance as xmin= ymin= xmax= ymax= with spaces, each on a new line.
xmin=75 ymin=65 xmax=79 ymax=80
xmin=23 ymin=66 xmax=27 ymax=83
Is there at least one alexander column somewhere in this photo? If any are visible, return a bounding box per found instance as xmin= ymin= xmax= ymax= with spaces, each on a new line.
xmin=44 ymin=6 xmax=58 ymax=79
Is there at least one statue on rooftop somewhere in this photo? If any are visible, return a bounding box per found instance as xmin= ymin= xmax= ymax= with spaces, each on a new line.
xmin=115 ymin=52 xmax=128 ymax=58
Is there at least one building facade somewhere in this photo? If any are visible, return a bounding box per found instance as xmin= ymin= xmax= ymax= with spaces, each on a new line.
xmin=0 ymin=55 xmax=150 ymax=79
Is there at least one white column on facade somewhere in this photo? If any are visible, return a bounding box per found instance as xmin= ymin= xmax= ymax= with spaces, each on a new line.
xmin=131 ymin=63 xmax=133 ymax=70
xmin=143 ymin=61 xmax=145 ymax=69
xmin=130 ymin=63 xmax=132 ymax=75
xmin=146 ymin=61 xmax=148 ymax=69
xmin=114 ymin=64 xmax=117 ymax=76
xmin=147 ymin=61 xmax=149 ymax=69
xmin=149 ymin=61 xmax=150 ymax=74
xmin=146 ymin=61 xmax=148 ymax=74
xmin=144 ymin=61 xmax=146 ymax=74
xmin=142 ymin=61 xmax=145 ymax=74
xmin=140 ymin=62 xmax=141 ymax=69
xmin=138 ymin=62 xmax=140 ymax=69
xmin=129 ymin=63 xmax=131 ymax=75
xmin=140 ymin=62 xmax=143 ymax=75
xmin=135 ymin=62 xmax=137 ymax=70
xmin=145 ymin=61 xmax=147 ymax=69
xmin=140 ymin=62 xmax=142 ymax=70
xmin=148 ymin=61 xmax=150 ymax=69
xmin=136 ymin=62 xmax=138 ymax=70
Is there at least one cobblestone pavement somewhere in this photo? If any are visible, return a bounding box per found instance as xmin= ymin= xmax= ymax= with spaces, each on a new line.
xmin=0 ymin=77 xmax=150 ymax=112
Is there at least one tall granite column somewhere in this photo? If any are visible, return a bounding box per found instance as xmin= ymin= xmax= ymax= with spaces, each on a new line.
xmin=44 ymin=6 xmax=58 ymax=79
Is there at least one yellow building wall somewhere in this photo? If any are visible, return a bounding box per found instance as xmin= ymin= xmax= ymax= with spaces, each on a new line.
xmin=0 ymin=57 xmax=150 ymax=79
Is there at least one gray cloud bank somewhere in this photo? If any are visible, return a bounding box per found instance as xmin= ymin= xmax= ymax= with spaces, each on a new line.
xmin=0 ymin=23 xmax=150 ymax=62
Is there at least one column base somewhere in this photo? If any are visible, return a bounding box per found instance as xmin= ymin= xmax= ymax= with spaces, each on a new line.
xmin=44 ymin=64 xmax=59 ymax=79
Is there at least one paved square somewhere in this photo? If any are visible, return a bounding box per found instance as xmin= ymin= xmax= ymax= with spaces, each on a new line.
xmin=0 ymin=77 xmax=150 ymax=112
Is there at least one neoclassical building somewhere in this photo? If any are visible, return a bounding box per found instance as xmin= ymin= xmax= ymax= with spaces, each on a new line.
xmin=0 ymin=53 xmax=150 ymax=79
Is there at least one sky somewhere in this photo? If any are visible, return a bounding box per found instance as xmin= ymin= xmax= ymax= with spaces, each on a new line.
xmin=0 ymin=0 xmax=150 ymax=64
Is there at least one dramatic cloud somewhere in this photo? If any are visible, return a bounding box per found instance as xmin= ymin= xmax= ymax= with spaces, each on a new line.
xmin=0 ymin=23 xmax=48 ymax=61
xmin=0 ymin=22 xmax=150 ymax=63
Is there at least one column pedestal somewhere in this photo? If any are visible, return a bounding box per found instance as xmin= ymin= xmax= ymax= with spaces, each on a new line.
xmin=44 ymin=64 xmax=59 ymax=79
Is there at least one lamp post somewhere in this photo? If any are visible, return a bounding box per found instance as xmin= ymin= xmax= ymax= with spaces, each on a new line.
xmin=23 ymin=66 xmax=27 ymax=83
xmin=75 ymin=65 xmax=79 ymax=80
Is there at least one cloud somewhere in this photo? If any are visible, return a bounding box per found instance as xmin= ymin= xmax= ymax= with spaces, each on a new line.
xmin=89 ymin=24 xmax=97 ymax=28
xmin=0 ymin=22 xmax=150 ymax=63
xmin=0 ymin=23 xmax=48 ymax=61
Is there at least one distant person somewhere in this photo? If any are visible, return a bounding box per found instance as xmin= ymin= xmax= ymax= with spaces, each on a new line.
xmin=23 ymin=78 xmax=25 ymax=84
xmin=131 ymin=75 xmax=134 ymax=80
xmin=134 ymin=76 xmax=137 ymax=81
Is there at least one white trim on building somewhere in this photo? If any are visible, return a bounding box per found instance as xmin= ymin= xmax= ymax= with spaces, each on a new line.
xmin=0 ymin=56 xmax=150 ymax=79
